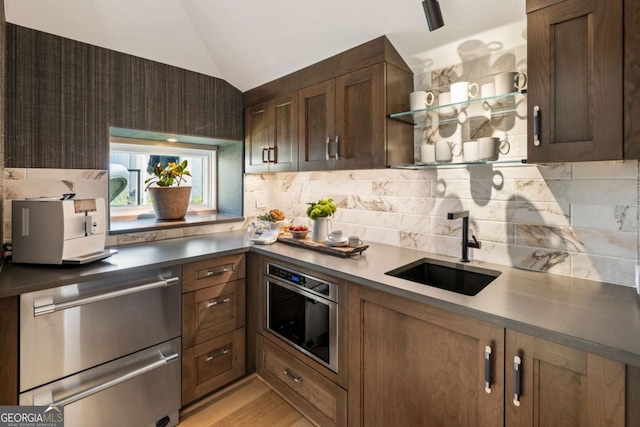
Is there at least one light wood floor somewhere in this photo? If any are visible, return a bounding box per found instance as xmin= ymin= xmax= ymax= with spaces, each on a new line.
xmin=178 ymin=375 xmax=315 ymax=427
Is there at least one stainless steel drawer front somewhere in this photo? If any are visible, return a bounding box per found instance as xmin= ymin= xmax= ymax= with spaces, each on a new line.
xmin=20 ymin=338 xmax=181 ymax=427
xmin=20 ymin=266 xmax=181 ymax=392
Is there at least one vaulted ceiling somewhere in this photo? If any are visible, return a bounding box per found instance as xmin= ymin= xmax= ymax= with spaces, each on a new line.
xmin=4 ymin=0 xmax=526 ymax=91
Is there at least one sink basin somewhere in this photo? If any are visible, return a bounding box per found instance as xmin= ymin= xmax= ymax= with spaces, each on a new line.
xmin=385 ymin=258 xmax=501 ymax=296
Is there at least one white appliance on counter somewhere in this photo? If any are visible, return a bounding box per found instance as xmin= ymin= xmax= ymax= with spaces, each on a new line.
xmin=11 ymin=197 xmax=117 ymax=264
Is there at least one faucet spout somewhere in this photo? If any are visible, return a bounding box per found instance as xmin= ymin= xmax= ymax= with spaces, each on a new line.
xmin=447 ymin=210 xmax=481 ymax=262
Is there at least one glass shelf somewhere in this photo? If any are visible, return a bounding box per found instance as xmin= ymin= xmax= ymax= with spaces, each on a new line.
xmin=390 ymin=90 xmax=526 ymax=126
xmin=390 ymin=159 xmax=528 ymax=169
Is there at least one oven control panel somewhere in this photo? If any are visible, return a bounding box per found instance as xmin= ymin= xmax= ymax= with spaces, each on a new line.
xmin=266 ymin=263 xmax=337 ymax=302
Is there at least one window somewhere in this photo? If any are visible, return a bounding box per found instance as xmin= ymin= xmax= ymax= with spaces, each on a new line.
xmin=109 ymin=137 xmax=217 ymax=221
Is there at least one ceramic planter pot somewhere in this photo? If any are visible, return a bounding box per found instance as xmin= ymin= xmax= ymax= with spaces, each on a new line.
xmin=148 ymin=186 xmax=191 ymax=220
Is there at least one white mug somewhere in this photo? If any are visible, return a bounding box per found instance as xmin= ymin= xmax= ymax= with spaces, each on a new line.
xmin=420 ymin=143 xmax=436 ymax=163
xmin=495 ymin=71 xmax=527 ymax=95
xmin=435 ymin=141 xmax=461 ymax=163
xmin=450 ymin=81 xmax=479 ymax=104
xmin=348 ymin=236 xmax=364 ymax=247
xmin=328 ymin=229 xmax=344 ymax=241
xmin=410 ymin=91 xmax=435 ymax=111
xmin=462 ymin=140 xmax=480 ymax=162
xmin=438 ymin=92 xmax=454 ymax=115
xmin=478 ymin=137 xmax=510 ymax=161
xmin=481 ymin=82 xmax=496 ymax=107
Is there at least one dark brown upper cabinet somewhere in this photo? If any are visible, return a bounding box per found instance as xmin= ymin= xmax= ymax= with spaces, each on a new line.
xmin=298 ymin=64 xmax=385 ymax=171
xmin=243 ymin=36 xmax=414 ymax=173
xmin=245 ymin=93 xmax=298 ymax=173
xmin=526 ymin=0 xmax=623 ymax=163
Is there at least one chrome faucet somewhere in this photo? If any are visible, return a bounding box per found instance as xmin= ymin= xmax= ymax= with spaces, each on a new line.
xmin=447 ymin=210 xmax=481 ymax=262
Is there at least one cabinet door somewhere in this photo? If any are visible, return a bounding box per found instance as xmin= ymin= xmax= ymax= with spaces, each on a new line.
xmin=244 ymin=102 xmax=270 ymax=173
xmin=298 ymin=80 xmax=336 ymax=171
xmin=269 ymin=93 xmax=298 ymax=173
xmin=335 ymin=63 xmax=385 ymax=170
xmin=348 ymin=285 xmax=504 ymax=427
xmin=527 ymin=0 xmax=623 ymax=162
xmin=505 ymin=330 xmax=625 ymax=427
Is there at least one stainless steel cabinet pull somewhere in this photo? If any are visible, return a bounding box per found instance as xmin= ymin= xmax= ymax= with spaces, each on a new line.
xmin=205 ymin=297 xmax=231 ymax=308
xmin=325 ymin=136 xmax=330 ymax=160
xmin=204 ymin=266 xmax=231 ymax=277
xmin=484 ymin=346 xmax=492 ymax=394
xmin=42 ymin=351 xmax=179 ymax=407
xmin=334 ymin=136 xmax=339 ymax=160
xmin=205 ymin=348 xmax=229 ymax=361
xmin=284 ymin=368 xmax=303 ymax=383
xmin=513 ymin=356 xmax=522 ymax=407
xmin=533 ymin=106 xmax=540 ymax=146
xmin=262 ymin=147 xmax=269 ymax=163
xmin=34 ymin=277 xmax=180 ymax=316
xmin=269 ymin=146 xmax=277 ymax=163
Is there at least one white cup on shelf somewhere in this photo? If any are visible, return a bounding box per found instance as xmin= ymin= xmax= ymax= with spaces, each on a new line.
xmin=495 ymin=71 xmax=527 ymax=95
xmin=435 ymin=141 xmax=461 ymax=163
xmin=437 ymin=92 xmax=455 ymax=116
xmin=450 ymin=81 xmax=479 ymax=104
xmin=410 ymin=91 xmax=435 ymax=111
xmin=478 ymin=137 xmax=511 ymax=161
xmin=420 ymin=143 xmax=436 ymax=164
xmin=462 ymin=140 xmax=480 ymax=162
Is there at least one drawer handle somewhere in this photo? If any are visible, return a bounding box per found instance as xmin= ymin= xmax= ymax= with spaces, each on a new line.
xmin=35 ymin=351 xmax=179 ymax=407
xmin=205 ymin=267 xmax=230 ymax=277
xmin=33 ymin=276 xmax=180 ymax=316
xmin=205 ymin=297 xmax=231 ymax=308
xmin=284 ymin=368 xmax=303 ymax=384
xmin=205 ymin=348 xmax=229 ymax=362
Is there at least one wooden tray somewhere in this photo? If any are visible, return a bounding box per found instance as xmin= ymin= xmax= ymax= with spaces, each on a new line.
xmin=277 ymin=234 xmax=369 ymax=258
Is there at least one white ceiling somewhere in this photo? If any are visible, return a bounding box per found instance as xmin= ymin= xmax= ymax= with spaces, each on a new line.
xmin=4 ymin=0 xmax=526 ymax=92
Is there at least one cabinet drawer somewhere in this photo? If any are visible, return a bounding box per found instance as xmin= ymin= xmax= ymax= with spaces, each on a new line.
xmin=182 ymin=328 xmax=245 ymax=405
xmin=182 ymin=279 xmax=245 ymax=348
xmin=183 ymin=254 xmax=246 ymax=293
xmin=257 ymin=335 xmax=346 ymax=427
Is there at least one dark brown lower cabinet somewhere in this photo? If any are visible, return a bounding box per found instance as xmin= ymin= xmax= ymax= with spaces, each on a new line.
xmin=505 ymin=330 xmax=625 ymax=427
xmin=348 ymin=284 xmax=504 ymax=427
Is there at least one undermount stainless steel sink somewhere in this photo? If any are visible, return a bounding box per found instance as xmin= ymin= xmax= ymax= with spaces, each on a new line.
xmin=385 ymin=258 xmax=501 ymax=296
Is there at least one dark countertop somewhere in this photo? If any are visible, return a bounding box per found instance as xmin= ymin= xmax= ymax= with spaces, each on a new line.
xmin=3 ymin=230 xmax=640 ymax=367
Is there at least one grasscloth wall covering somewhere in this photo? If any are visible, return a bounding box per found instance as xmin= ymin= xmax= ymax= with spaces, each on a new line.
xmin=4 ymin=24 xmax=243 ymax=170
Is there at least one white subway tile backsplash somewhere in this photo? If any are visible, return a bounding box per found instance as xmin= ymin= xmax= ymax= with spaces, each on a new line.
xmin=572 ymin=160 xmax=637 ymax=179
xmin=571 ymin=254 xmax=636 ymax=287
xmin=572 ymin=204 xmax=637 ymax=232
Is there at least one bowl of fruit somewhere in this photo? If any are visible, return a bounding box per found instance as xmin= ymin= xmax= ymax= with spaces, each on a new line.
xmin=257 ymin=209 xmax=289 ymax=233
xmin=288 ymin=225 xmax=310 ymax=238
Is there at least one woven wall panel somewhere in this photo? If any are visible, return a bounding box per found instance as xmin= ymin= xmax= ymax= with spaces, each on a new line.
xmin=5 ymin=24 xmax=243 ymax=169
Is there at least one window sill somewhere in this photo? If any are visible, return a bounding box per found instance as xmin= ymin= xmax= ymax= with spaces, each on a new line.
xmin=109 ymin=213 xmax=245 ymax=235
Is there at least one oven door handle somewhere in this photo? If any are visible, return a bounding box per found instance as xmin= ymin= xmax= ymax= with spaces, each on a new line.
xmin=35 ymin=351 xmax=179 ymax=408
xmin=33 ymin=277 xmax=180 ymax=316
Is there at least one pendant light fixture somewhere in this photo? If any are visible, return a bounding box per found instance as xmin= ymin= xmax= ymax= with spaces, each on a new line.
xmin=422 ymin=0 xmax=444 ymax=31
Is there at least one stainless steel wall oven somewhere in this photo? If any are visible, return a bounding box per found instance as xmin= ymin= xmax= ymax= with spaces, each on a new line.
xmin=265 ymin=262 xmax=338 ymax=372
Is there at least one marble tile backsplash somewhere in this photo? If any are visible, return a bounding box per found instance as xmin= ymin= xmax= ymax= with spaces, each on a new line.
xmin=244 ymin=160 xmax=639 ymax=288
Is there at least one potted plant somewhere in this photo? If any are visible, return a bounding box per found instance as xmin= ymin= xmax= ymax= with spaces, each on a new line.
xmin=306 ymin=198 xmax=337 ymax=242
xmin=144 ymin=160 xmax=192 ymax=219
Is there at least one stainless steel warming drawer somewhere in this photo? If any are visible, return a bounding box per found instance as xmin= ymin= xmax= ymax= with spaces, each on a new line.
xmin=19 ymin=265 xmax=182 ymax=427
